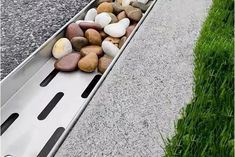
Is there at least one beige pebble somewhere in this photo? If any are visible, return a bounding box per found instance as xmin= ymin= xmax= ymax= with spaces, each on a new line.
xmin=52 ymin=38 xmax=72 ymax=59
xmin=118 ymin=36 xmax=127 ymax=48
xmin=97 ymin=2 xmax=113 ymax=14
xmin=98 ymin=55 xmax=113 ymax=73
xmin=85 ymin=29 xmax=102 ymax=45
xmin=78 ymin=53 xmax=98 ymax=72
xmin=80 ymin=45 xmax=103 ymax=57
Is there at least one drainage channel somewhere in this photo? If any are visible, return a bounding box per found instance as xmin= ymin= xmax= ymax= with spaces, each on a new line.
xmin=0 ymin=0 xmax=157 ymax=156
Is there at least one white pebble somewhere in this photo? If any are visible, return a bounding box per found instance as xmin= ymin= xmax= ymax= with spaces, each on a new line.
xmin=122 ymin=0 xmax=131 ymax=7
xmin=137 ymin=0 xmax=148 ymax=4
xmin=95 ymin=13 xmax=112 ymax=28
xmin=102 ymin=41 xmax=120 ymax=57
xmin=75 ymin=20 xmax=84 ymax=25
xmin=104 ymin=18 xmax=130 ymax=38
xmin=84 ymin=8 xmax=97 ymax=21
xmin=118 ymin=18 xmax=130 ymax=28
xmin=75 ymin=20 xmax=94 ymax=25
xmin=52 ymin=38 xmax=72 ymax=59
xmin=104 ymin=23 xmax=126 ymax=38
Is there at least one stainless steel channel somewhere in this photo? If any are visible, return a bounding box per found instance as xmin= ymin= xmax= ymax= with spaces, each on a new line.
xmin=0 ymin=0 xmax=157 ymax=156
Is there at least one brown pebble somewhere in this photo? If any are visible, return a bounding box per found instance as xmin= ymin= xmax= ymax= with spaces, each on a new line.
xmin=117 ymin=11 xmax=127 ymax=21
xmin=54 ymin=53 xmax=81 ymax=72
xmin=104 ymin=36 xmax=120 ymax=45
xmin=100 ymin=31 xmax=108 ymax=39
xmin=98 ymin=0 xmax=112 ymax=5
xmin=124 ymin=6 xmax=143 ymax=21
xmin=131 ymin=1 xmax=149 ymax=13
xmin=79 ymin=22 xmax=102 ymax=31
xmin=108 ymin=13 xmax=118 ymax=23
xmin=115 ymin=0 xmax=122 ymax=5
xmin=80 ymin=45 xmax=103 ymax=57
xmin=71 ymin=37 xmax=88 ymax=51
xmin=125 ymin=24 xmax=137 ymax=37
xmin=78 ymin=53 xmax=98 ymax=72
xmin=112 ymin=2 xmax=124 ymax=14
xmin=98 ymin=55 xmax=113 ymax=73
xmin=118 ymin=36 xmax=127 ymax=48
xmin=85 ymin=29 xmax=102 ymax=45
xmin=97 ymin=2 xmax=113 ymax=14
xmin=65 ymin=23 xmax=84 ymax=41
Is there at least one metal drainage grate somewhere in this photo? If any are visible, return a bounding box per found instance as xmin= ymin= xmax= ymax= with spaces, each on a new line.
xmin=0 ymin=0 xmax=157 ymax=156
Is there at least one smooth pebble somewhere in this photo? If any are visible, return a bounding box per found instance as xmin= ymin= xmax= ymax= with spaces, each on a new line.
xmin=71 ymin=37 xmax=88 ymax=51
xmin=98 ymin=55 xmax=113 ymax=73
xmin=131 ymin=1 xmax=149 ymax=12
xmin=104 ymin=18 xmax=130 ymax=37
xmin=52 ymin=38 xmax=72 ymax=59
xmin=125 ymin=23 xmax=137 ymax=37
xmin=104 ymin=36 xmax=120 ymax=45
xmin=80 ymin=45 xmax=103 ymax=57
xmin=78 ymin=53 xmax=98 ymax=72
xmin=112 ymin=2 xmax=124 ymax=14
xmin=116 ymin=0 xmax=123 ymax=5
xmin=98 ymin=0 xmax=112 ymax=5
xmin=95 ymin=13 xmax=112 ymax=28
xmin=102 ymin=40 xmax=120 ymax=57
xmin=85 ymin=29 xmax=102 ymax=45
xmin=124 ymin=5 xmax=143 ymax=21
xmin=100 ymin=30 xmax=108 ymax=39
xmin=76 ymin=20 xmax=92 ymax=25
xmin=122 ymin=0 xmax=131 ymax=7
xmin=137 ymin=0 xmax=148 ymax=4
xmin=97 ymin=2 xmax=113 ymax=13
xmin=84 ymin=8 xmax=97 ymax=21
xmin=119 ymin=18 xmax=130 ymax=28
xmin=65 ymin=23 xmax=84 ymax=40
xmin=54 ymin=53 xmax=81 ymax=72
xmin=117 ymin=11 xmax=127 ymax=20
xmin=79 ymin=21 xmax=102 ymax=31
xmin=118 ymin=36 xmax=127 ymax=48
xmin=108 ymin=13 xmax=118 ymax=23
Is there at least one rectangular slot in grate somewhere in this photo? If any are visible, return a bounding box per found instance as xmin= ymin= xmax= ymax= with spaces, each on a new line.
xmin=81 ymin=74 xmax=102 ymax=98
xmin=37 ymin=92 xmax=64 ymax=120
xmin=37 ymin=127 xmax=65 ymax=157
xmin=40 ymin=69 xmax=59 ymax=87
xmin=1 ymin=113 xmax=19 ymax=136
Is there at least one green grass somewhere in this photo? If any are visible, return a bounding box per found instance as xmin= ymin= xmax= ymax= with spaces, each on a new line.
xmin=164 ymin=0 xmax=234 ymax=156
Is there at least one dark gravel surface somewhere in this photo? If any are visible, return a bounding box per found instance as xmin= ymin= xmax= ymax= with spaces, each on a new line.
xmin=1 ymin=0 xmax=91 ymax=80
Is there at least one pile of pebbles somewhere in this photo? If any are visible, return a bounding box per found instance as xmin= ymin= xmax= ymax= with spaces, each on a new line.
xmin=52 ymin=0 xmax=151 ymax=73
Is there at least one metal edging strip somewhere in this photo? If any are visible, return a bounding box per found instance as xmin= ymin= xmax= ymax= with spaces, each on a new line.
xmin=48 ymin=0 xmax=158 ymax=156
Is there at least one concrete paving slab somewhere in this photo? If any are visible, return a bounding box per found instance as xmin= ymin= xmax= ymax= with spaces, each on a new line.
xmin=55 ymin=0 xmax=212 ymax=156
xmin=1 ymin=0 xmax=91 ymax=80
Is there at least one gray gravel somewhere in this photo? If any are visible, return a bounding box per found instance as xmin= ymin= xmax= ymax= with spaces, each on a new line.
xmin=1 ymin=0 xmax=91 ymax=80
xmin=56 ymin=0 xmax=212 ymax=156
